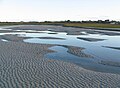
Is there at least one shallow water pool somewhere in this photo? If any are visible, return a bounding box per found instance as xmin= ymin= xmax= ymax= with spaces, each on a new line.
xmin=1 ymin=29 xmax=120 ymax=74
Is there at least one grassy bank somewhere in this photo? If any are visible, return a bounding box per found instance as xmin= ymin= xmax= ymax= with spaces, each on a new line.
xmin=1 ymin=22 xmax=120 ymax=31
xmin=63 ymin=23 xmax=120 ymax=28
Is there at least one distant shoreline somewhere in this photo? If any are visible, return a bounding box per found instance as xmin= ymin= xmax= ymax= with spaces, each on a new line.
xmin=0 ymin=25 xmax=120 ymax=87
xmin=1 ymin=22 xmax=120 ymax=32
xmin=63 ymin=25 xmax=120 ymax=32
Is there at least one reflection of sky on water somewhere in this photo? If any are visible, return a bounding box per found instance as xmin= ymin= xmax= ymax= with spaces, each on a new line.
xmin=23 ymin=31 xmax=120 ymax=62
xmin=0 ymin=29 xmax=120 ymax=74
xmin=45 ymin=46 xmax=120 ymax=74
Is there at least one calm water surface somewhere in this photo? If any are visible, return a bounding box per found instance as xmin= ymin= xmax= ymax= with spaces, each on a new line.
xmin=1 ymin=29 xmax=120 ymax=74
xmin=23 ymin=31 xmax=120 ymax=74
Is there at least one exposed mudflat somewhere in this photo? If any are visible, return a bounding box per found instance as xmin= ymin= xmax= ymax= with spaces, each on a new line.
xmin=0 ymin=34 xmax=31 ymax=42
xmin=77 ymin=37 xmax=106 ymax=42
xmin=100 ymin=60 xmax=120 ymax=67
xmin=62 ymin=45 xmax=93 ymax=58
xmin=38 ymin=37 xmax=65 ymax=40
xmin=0 ymin=25 xmax=120 ymax=88
xmin=0 ymin=41 xmax=120 ymax=88
xmin=5 ymin=25 xmax=120 ymax=35
xmin=103 ymin=46 xmax=120 ymax=50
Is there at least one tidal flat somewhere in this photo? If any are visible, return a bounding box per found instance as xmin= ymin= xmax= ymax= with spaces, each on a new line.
xmin=0 ymin=25 xmax=120 ymax=88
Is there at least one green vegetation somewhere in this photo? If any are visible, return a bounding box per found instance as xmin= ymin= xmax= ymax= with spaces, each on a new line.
xmin=0 ymin=22 xmax=40 ymax=26
xmin=1 ymin=20 xmax=120 ymax=30
xmin=63 ymin=23 xmax=120 ymax=28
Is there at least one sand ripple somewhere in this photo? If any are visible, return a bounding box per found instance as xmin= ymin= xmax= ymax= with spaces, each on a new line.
xmin=0 ymin=41 xmax=120 ymax=88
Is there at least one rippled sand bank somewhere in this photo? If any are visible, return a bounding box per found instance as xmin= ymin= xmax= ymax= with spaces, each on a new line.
xmin=0 ymin=25 xmax=120 ymax=88
xmin=0 ymin=40 xmax=120 ymax=88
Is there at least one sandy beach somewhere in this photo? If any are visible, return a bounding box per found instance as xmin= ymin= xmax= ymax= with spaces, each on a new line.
xmin=0 ymin=25 xmax=120 ymax=88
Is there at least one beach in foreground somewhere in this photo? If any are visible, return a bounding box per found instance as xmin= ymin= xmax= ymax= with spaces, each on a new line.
xmin=0 ymin=25 xmax=120 ymax=88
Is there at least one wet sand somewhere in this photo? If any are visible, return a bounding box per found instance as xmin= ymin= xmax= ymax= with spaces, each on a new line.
xmin=77 ymin=37 xmax=106 ymax=42
xmin=38 ymin=37 xmax=65 ymax=40
xmin=62 ymin=45 xmax=93 ymax=58
xmin=0 ymin=34 xmax=31 ymax=42
xmin=100 ymin=60 xmax=120 ymax=67
xmin=103 ymin=46 xmax=120 ymax=50
xmin=0 ymin=41 xmax=120 ymax=88
xmin=0 ymin=25 xmax=120 ymax=88
xmin=5 ymin=25 xmax=120 ymax=36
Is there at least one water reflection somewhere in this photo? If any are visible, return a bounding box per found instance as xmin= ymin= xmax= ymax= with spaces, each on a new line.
xmin=45 ymin=46 xmax=120 ymax=74
xmin=23 ymin=31 xmax=120 ymax=62
xmin=0 ymin=29 xmax=120 ymax=74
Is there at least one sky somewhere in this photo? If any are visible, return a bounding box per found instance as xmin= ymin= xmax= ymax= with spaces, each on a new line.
xmin=0 ymin=0 xmax=120 ymax=22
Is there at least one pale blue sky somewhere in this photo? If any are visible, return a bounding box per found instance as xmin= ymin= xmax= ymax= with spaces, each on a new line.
xmin=0 ymin=0 xmax=120 ymax=22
